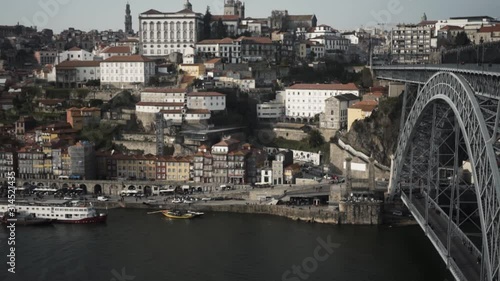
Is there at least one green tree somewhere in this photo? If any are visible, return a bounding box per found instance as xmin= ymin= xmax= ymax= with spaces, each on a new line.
xmin=203 ymin=6 xmax=212 ymax=40
xmin=307 ymin=129 xmax=325 ymax=148
xmin=359 ymin=68 xmax=373 ymax=88
xmin=307 ymin=50 xmax=316 ymax=62
xmin=149 ymin=76 xmax=160 ymax=87
xmin=85 ymin=79 xmax=101 ymax=87
xmin=214 ymin=18 xmax=227 ymax=39
xmin=455 ymin=31 xmax=471 ymax=47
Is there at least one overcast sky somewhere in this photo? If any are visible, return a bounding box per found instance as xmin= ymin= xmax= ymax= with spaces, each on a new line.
xmin=1 ymin=0 xmax=499 ymax=32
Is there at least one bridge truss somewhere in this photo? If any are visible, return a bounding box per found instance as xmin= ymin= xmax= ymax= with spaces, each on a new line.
xmin=377 ymin=68 xmax=500 ymax=281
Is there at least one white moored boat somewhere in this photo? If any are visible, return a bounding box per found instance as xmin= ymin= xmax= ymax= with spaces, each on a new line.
xmin=0 ymin=200 xmax=107 ymax=224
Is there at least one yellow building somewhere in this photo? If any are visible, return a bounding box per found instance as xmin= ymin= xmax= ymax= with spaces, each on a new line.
xmin=179 ymin=63 xmax=206 ymax=77
xmin=115 ymin=155 xmax=157 ymax=180
xmin=161 ymin=156 xmax=191 ymax=182
xmin=347 ymin=100 xmax=378 ymax=131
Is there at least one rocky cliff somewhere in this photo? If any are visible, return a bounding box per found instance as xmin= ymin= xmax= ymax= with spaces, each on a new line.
xmin=342 ymin=96 xmax=403 ymax=167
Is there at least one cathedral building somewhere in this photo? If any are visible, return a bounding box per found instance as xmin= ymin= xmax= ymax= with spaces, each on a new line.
xmin=224 ymin=0 xmax=245 ymax=19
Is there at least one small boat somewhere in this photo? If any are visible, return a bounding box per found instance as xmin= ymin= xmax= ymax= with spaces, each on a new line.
xmin=161 ymin=210 xmax=195 ymax=219
xmin=1 ymin=212 xmax=53 ymax=226
xmin=187 ymin=211 xmax=204 ymax=217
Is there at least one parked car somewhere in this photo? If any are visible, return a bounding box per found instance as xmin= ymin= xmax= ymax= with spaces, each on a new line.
xmin=97 ymin=196 xmax=109 ymax=202
xmin=392 ymin=210 xmax=403 ymax=216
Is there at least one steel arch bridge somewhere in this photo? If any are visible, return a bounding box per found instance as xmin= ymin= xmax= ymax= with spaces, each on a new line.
xmin=373 ymin=66 xmax=500 ymax=281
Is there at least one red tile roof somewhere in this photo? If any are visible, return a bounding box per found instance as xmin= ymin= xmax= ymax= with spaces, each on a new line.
xmin=287 ymin=83 xmax=359 ymax=91
xmin=187 ymin=92 xmax=225 ymax=97
xmin=137 ymin=102 xmax=184 ymax=107
xmin=57 ymin=60 xmax=100 ymax=68
xmin=142 ymin=88 xmax=186 ymax=93
xmin=479 ymin=25 xmax=500 ymax=33
xmin=236 ymin=36 xmax=273 ymax=44
xmin=187 ymin=109 xmax=210 ymax=114
xmin=102 ymin=46 xmax=132 ymax=54
xmin=103 ymin=55 xmax=153 ymax=63
xmin=440 ymin=25 xmax=463 ymax=31
xmin=160 ymin=109 xmax=182 ymax=114
xmin=211 ymin=15 xmax=241 ymax=21
xmin=197 ymin=39 xmax=225 ymax=45
xmin=205 ymin=58 xmax=222 ymax=64
xmin=214 ymin=138 xmax=240 ymax=147
xmin=350 ymin=100 xmax=378 ymax=112
xmin=181 ymin=76 xmax=196 ymax=84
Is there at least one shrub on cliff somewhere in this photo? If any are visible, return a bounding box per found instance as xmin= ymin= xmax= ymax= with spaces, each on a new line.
xmin=342 ymin=96 xmax=403 ymax=166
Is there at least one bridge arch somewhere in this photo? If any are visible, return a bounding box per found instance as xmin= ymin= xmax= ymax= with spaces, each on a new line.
xmin=391 ymin=72 xmax=500 ymax=281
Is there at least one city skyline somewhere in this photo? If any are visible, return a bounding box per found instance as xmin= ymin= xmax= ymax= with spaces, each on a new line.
xmin=0 ymin=0 xmax=498 ymax=33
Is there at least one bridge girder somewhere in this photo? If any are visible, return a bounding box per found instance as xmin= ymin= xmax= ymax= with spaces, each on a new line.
xmin=389 ymin=71 xmax=500 ymax=281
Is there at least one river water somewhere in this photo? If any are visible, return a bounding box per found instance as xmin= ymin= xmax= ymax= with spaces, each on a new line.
xmin=0 ymin=209 xmax=452 ymax=281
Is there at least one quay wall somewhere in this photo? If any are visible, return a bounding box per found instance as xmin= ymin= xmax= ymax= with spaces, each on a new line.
xmin=95 ymin=202 xmax=382 ymax=225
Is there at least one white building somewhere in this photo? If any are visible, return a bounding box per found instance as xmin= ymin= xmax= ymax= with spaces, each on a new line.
xmin=434 ymin=16 xmax=499 ymax=37
xmin=57 ymin=47 xmax=94 ymax=65
xmin=55 ymin=60 xmax=101 ymax=88
xmin=100 ymin=55 xmax=156 ymax=87
xmin=309 ymin=35 xmax=350 ymax=53
xmin=99 ymin=46 xmax=133 ymax=60
xmin=139 ymin=88 xmax=187 ymax=103
xmin=187 ymin=92 xmax=226 ymax=111
xmin=297 ymin=25 xmax=341 ymax=40
xmin=196 ymin=36 xmax=275 ymax=63
xmin=284 ymin=83 xmax=360 ymax=121
xmin=309 ymin=42 xmax=325 ymax=58
xmin=391 ymin=24 xmax=433 ymax=64
xmin=196 ymin=38 xmax=241 ymax=63
xmin=218 ymin=76 xmax=256 ymax=90
xmin=160 ymin=109 xmax=211 ymax=123
xmin=342 ymin=32 xmax=360 ymax=45
xmin=136 ymin=102 xmax=184 ymax=113
xmin=257 ymin=101 xmax=285 ymax=120
xmin=138 ymin=0 xmax=203 ymax=57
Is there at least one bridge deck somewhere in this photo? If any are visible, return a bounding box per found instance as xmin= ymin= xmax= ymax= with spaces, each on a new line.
xmin=403 ymin=193 xmax=481 ymax=281
xmin=373 ymin=64 xmax=500 ymax=77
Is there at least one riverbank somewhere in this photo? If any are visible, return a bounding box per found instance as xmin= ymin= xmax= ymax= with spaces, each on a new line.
xmin=96 ymin=201 xmax=356 ymax=224
xmin=95 ymin=200 xmax=340 ymax=224
xmin=95 ymin=199 xmax=416 ymax=226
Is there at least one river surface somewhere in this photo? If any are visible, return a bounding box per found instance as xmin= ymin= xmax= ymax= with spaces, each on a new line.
xmin=0 ymin=209 xmax=452 ymax=281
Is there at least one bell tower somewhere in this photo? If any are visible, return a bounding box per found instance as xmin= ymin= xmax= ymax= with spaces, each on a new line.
xmin=184 ymin=0 xmax=193 ymax=10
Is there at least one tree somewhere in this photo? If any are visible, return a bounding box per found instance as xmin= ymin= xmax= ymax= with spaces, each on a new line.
xmin=307 ymin=51 xmax=316 ymax=62
xmin=359 ymin=68 xmax=373 ymax=88
xmin=149 ymin=76 xmax=160 ymax=87
xmin=203 ymin=6 xmax=212 ymax=40
xmin=85 ymin=79 xmax=101 ymax=87
xmin=455 ymin=31 xmax=471 ymax=47
xmin=307 ymin=129 xmax=325 ymax=148
xmin=214 ymin=18 xmax=227 ymax=39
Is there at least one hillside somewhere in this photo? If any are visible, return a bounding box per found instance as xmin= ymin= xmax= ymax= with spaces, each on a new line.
xmin=341 ymin=96 xmax=403 ymax=167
